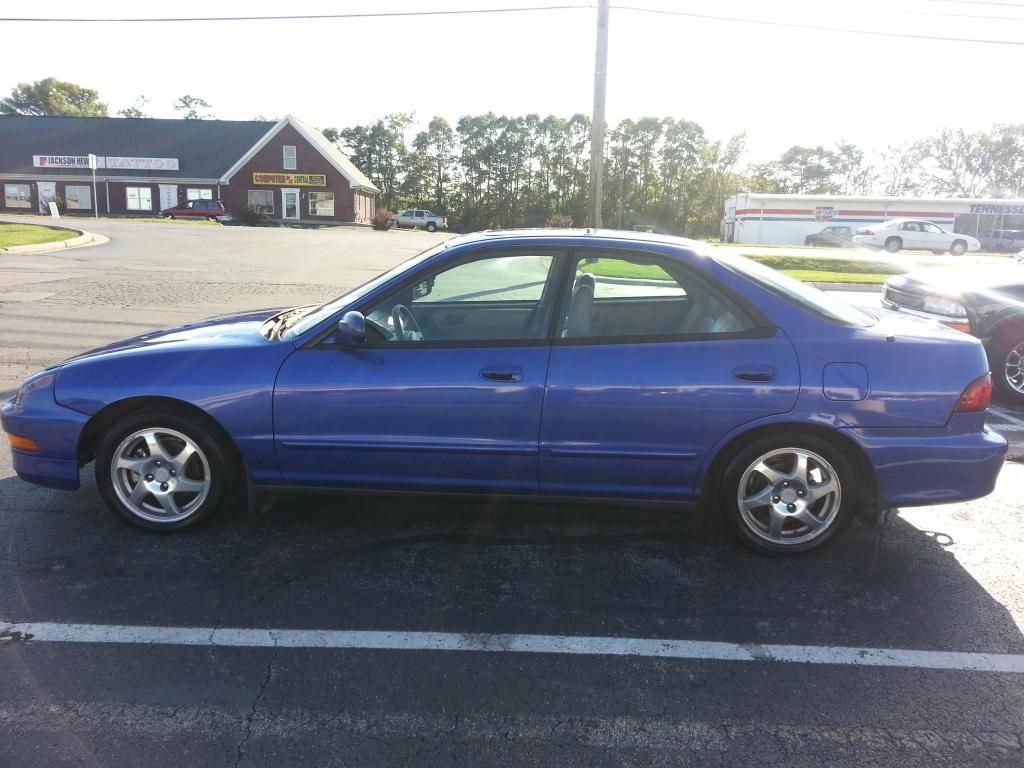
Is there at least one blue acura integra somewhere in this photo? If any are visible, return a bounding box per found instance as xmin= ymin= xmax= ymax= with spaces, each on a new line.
xmin=1 ymin=230 xmax=1006 ymax=555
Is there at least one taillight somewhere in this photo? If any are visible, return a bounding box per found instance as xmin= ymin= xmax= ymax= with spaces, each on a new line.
xmin=955 ymin=373 xmax=992 ymax=412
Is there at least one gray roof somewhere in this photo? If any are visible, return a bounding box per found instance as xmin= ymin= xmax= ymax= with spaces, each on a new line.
xmin=0 ymin=115 xmax=274 ymax=179
xmin=291 ymin=116 xmax=379 ymax=192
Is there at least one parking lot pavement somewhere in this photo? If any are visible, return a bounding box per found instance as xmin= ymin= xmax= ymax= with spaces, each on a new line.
xmin=2 ymin=221 xmax=1024 ymax=766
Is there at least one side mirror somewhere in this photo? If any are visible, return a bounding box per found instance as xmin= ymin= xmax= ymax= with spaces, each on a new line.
xmin=336 ymin=311 xmax=366 ymax=346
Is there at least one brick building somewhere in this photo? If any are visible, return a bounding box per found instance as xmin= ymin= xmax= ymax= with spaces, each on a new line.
xmin=0 ymin=114 xmax=378 ymax=224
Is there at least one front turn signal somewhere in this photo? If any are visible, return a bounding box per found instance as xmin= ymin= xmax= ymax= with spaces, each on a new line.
xmin=7 ymin=434 xmax=39 ymax=453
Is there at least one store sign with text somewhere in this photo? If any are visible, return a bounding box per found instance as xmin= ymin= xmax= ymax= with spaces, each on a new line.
xmin=32 ymin=155 xmax=179 ymax=170
xmin=252 ymin=172 xmax=327 ymax=187
xmin=969 ymin=204 xmax=1024 ymax=215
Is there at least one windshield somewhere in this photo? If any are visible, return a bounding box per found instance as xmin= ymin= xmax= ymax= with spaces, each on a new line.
xmin=281 ymin=241 xmax=450 ymax=339
xmin=715 ymin=253 xmax=876 ymax=327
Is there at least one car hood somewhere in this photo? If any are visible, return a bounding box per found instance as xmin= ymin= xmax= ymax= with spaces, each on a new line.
xmin=58 ymin=307 xmax=288 ymax=365
xmin=887 ymin=265 xmax=1024 ymax=297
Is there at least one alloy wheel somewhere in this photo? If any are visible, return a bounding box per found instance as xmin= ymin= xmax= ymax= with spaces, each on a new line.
xmin=110 ymin=427 xmax=211 ymax=523
xmin=1005 ymin=341 xmax=1024 ymax=394
xmin=736 ymin=447 xmax=842 ymax=547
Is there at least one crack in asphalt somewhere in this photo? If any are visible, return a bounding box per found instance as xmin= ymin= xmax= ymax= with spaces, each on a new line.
xmin=234 ymin=631 xmax=278 ymax=768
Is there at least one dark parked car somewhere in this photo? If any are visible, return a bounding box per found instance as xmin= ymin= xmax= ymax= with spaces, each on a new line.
xmin=804 ymin=225 xmax=853 ymax=247
xmin=160 ymin=199 xmax=228 ymax=220
xmin=882 ymin=264 xmax=1024 ymax=404
xmin=3 ymin=230 xmax=1006 ymax=556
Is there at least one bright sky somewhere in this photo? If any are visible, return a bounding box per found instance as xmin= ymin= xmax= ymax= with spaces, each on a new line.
xmin=2 ymin=0 xmax=1023 ymax=164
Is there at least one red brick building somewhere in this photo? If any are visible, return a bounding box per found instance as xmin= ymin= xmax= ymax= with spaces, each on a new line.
xmin=0 ymin=114 xmax=378 ymax=224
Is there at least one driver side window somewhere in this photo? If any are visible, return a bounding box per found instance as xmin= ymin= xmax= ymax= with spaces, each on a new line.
xmin=363 ymin=251 xmax=561 ymax=343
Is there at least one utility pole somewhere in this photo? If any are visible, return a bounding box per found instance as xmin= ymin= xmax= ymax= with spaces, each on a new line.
xmin=589 ymin=0 xmax=609 ymax=228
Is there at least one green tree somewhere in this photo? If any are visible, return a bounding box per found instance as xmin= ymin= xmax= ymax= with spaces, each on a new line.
xmin=0 ymin=77 xmax=108 ymax=116
xmin=412 ymin=116 xmax=458 ymax=213
xmin=173 ymin=95 xmax=213 ymax=120
xmin=118 ymin=95 xmax=150 ymax=119
xmin=340 ymin=113 xmax=413 ymax=210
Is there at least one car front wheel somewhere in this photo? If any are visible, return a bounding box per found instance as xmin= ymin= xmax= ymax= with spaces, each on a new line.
xmin=95 ymin=410 xmax=236 ymax=531
xmin=884 ymin=237 xmax=902 ymax=253
xmin=719 ymin=433 xmax=857 ymax=556
xmin=995 ymin=336 xmax=1024 ymax=404
xmin=950 ymin=240 xmax=967 ymax=256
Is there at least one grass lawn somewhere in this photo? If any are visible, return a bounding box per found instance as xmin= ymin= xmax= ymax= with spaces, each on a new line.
xmin=582 ymin=253 xmax=905 ymax=285
xmin=0 ymin=223 xmax=74 ymax=249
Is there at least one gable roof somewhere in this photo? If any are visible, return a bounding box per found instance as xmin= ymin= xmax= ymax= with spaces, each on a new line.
xmin=0 ymin=115 xmax=274 ymax=179
xmin=219 ymin=114 xmax=379 ymax=193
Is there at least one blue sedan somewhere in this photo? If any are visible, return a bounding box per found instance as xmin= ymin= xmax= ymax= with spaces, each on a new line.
xmin=1 ymin=231 xmax=1007 ymax=555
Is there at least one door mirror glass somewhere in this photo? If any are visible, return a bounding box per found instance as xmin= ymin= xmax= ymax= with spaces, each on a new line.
xmin=411 ymin=277 xmax=435 ymax=300
xmin=336 ymin=311 xmax=366 ymax=346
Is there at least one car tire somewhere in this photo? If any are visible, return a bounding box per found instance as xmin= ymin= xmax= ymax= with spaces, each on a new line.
xmin=164 ymin=214 xmax=175 ymax=220
xmin=718 ymin=433 xmax=857 ymax=556
xmin=993 ymin=334 xmax=1024 ymax=405
xmin=884 ymin=237 xmax=902 ymax=253
xmin=426 ymin=221 xmax=437 ymax=232
xmin=95 ymin=408 xmax=238 ymax=532
xmin=950 ymin=240 xmax=967 ymax=256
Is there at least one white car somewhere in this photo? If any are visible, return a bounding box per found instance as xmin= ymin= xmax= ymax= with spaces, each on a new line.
xmin=392 ymin=209 xmax=447 ymax=232
xmin=852 ymin=218 xmax=979 ymax=255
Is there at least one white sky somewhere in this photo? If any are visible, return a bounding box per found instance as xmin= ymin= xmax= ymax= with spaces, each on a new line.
xmin=2 ymin=0 xmax=1023 ymax=165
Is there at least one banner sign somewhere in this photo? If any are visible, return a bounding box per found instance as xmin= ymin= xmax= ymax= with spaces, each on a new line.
xmin=253 ymin=172 xmax=327 ymax=187
xmin=969 ymin=204 xmax=1024 ymax=215
xmin=814 ymin=206 xmax=837 ymax=222
xmin=34 ymin=155 xmax=95 ymax=168
xmin=105 ymin=156 xmax=179 ymax=170
xmin=33 ymin=155 xmax=180 ymax=171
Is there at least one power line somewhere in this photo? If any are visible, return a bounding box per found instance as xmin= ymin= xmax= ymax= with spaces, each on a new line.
xmin=3 ymin=2 xmax=1024 ymax=47
xmin=0 ymin=5 xmax=592 ymax=23
xmin=614 ymin=4 xmax=1024 ymax=46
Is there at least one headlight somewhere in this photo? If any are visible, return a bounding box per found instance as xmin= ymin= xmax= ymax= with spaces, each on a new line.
xmin=922 ymin=296 xmax=967 ymax=317
xmin=13 ymin=372 xmax=55 ymax=407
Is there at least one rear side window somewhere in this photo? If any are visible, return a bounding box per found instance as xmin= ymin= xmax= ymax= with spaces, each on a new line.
xmin=558 ymin=250 xmax=754 ymax=340
xmin=716 ymin=253 xmax=876 ymax=327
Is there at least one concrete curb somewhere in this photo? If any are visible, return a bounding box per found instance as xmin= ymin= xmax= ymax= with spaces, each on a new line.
xmin=0 ymin=222 xmax=109 ymax=255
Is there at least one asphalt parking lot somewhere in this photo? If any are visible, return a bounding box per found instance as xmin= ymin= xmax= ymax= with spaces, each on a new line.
xmin=2 ymin=218 xmax=1023 ymax=766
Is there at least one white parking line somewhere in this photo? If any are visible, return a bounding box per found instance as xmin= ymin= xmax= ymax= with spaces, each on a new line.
xmin=4 ymin=621 xmax=1024 ymax=674
xmin=990 ymin=407 xmax=1024 ymax=428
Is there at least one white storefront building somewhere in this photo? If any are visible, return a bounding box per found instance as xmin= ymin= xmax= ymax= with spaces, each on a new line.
xmin=721 ymin=192 xmax=1024 ymax=245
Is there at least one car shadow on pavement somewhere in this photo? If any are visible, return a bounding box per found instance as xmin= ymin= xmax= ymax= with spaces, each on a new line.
xmin=2 ymin=472 xmax=1021 ymax=658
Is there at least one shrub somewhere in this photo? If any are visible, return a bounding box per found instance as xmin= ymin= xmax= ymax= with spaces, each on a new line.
xmin=237 ymin=204 xmax=267 ymax=227
xmin=546 ymin=213 xmax=573 ymax=229
xmin=372 ymin=208 xmax=394 ymax=231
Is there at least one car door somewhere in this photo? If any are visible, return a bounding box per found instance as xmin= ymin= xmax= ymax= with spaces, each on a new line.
xmin=899 ymin=221 xmax=925 ymax=249
xmin=919 ymin=222 xmax=946 ymax=250
xmin=539 ymin=248 xmax=799 ymax=500
xmin=273 ymin=247 xmax=566 ymax=491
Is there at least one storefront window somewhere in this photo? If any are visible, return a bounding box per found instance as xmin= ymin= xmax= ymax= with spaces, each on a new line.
xmin=126 ymin=187 xmax=152 ymax=211
xmin=65 ymin=185 xmax=92 ymax=210
xmin=186 ymin=188 xmax=213 ymax=200
xmin=309 ymin=192 xmax=335 ymax=216
xmin=4 ymin=184 xmax=31 ymax=208
xmin=248 ymin=189 xmax=274 ymax=214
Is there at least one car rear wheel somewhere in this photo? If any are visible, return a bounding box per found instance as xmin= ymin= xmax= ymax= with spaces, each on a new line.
xmin=950 ymin=240 xmax=967 ymax=256
xmin=163 ymin=214 xmax=175 ymax=220
xmin=719 ymin=433 xmax=857 ymax=556
xmin=994 ymin=336 xmax=1024 ymax=405
xmin=95 ymin=410 xmax=236 ymax=531
xmin=426 ymin=221 xmax=437 ymax=232
xmin=884 ymin=237 xmax=902 ymax=253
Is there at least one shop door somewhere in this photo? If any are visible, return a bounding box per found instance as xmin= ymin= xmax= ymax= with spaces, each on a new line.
xmin=159 ymin=185 xmax=178 ymax=212
xmin=281 ymin=188 xmax=300 ymax=220
xmin=37 ymin=182 xmax=56 ymax=214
